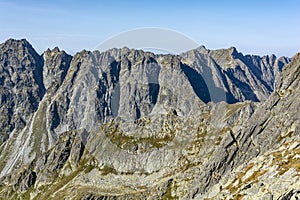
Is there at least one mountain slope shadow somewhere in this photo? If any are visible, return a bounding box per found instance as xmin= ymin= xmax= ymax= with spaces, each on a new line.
xmin=180 ymin=63 xmax=211 ymax=103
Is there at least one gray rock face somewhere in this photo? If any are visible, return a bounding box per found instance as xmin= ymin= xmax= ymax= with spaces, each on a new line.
xmin=193 ymin=53 xmax=300 ymax=199
xmin=0 ymin=39 xmax=45 ymax=144
xmin=0 ymin=39 xmax=298 ymax=199
xmin=0 ymin=130 xmax=85 ymax=198
xmin=42 ymin=47 xmax=72 ymax=91
xmin=181 ymin=46 xmax=290 ymax=103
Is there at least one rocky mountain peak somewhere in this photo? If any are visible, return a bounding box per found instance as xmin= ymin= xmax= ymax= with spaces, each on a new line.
xmin=1 ymin=38 xmax=31 ymax=48
xmin=42 ymin=46 xmax=72 ymax=91
xmin=0 ymin=39 xmax=45 ymax=146
xmin=0 ymin=39 xmax=39 ymax=58
xmin=194 ymin=45 xmax=208 ymax=53
xmin=228 ymin=46 xmax=238 ymax=55
xmin=291 ymin=52 xmax=300 ymax=61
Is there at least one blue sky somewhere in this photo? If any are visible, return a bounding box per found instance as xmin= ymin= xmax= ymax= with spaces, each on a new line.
xmin=0 ymin=0 xmax=299 ymax=56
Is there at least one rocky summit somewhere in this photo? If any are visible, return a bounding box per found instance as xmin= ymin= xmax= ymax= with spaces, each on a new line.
xmin=0 ymin=39 xmax=298 ymax=200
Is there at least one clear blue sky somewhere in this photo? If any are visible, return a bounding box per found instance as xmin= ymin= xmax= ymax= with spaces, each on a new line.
xmin=0 ymin=0 xmax=299 ymax=57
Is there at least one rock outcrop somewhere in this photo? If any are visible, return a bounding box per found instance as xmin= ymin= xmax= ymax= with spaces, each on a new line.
xmin=42 ymin=47 xmax=72 ymax=92
xmin=0 ymin=39 xmax=45 ymax=145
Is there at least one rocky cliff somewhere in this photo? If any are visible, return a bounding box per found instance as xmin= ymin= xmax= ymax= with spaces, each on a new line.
xmin=0 ymin=39 xmax=298 ymax=199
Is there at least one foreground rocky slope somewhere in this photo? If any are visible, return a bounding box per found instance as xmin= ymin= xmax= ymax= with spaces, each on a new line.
xmin=196 ymin=53 xmax=300 ymax=199
xmin=0 ymin=39 xmax=298 ymax=199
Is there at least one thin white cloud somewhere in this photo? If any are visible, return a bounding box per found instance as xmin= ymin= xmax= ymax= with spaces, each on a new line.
xmin=0 ymin=1 xmax=70 ymax=16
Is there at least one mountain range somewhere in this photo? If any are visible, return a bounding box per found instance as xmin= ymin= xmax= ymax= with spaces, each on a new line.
xmin=0 ymin=39 xmax=298 ymax=199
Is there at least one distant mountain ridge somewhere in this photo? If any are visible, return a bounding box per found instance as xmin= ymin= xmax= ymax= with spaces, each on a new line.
xmin=0 ymin=39 xmax=289 ymax=145
xmin=0 ymin=39 xmax=298 ymax=199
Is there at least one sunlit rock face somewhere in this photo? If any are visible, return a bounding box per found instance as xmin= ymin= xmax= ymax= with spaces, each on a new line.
xmin=0 ymin=39 xmax=298 ymax=199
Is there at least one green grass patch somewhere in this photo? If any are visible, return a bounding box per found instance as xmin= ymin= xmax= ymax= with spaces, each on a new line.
xmin=104 ymin=120 xmax=176 ymax=151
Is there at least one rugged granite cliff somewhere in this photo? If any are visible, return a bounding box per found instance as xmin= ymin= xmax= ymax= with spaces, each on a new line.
xmin=0 ymin=39 xmax=298 ymax=199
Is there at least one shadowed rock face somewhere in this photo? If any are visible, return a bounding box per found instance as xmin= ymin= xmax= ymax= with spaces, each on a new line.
xmin=181 ymin=46 xmax=290 ymax=103
xmin=0 ymin=39 xmax=298 ymax=199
